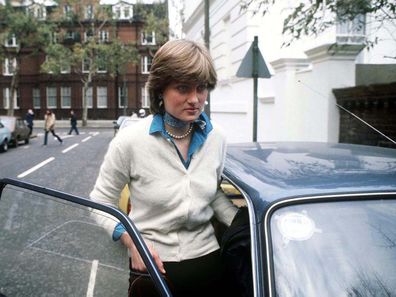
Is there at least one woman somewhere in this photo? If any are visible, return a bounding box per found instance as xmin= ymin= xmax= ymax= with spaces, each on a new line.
xmin=43 ymin=110 xmax=62 ymax=145
xmin=90 ymin=39 xmax=238 ymax=297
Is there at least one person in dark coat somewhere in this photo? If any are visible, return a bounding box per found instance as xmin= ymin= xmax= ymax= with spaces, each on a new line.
xmin=68 ymin=110 xmax=79 ymax=135
xmin=25 ymin=109 xmax=34 ymax=137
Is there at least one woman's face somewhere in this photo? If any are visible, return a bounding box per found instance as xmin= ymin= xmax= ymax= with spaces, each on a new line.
xmin=162 ymin=81 xmax=208 ymax=122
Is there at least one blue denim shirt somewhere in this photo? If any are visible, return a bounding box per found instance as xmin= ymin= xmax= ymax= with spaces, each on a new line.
xmin=112 ymin=112 xmax=213 ymax=240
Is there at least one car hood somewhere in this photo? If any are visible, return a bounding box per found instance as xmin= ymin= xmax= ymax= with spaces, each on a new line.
xmin=224 ymin=142 xmax=396 ymax=220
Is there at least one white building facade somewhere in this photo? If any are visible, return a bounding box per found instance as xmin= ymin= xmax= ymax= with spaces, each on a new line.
xmin=182 ymin=0 xmax=395 ymax=143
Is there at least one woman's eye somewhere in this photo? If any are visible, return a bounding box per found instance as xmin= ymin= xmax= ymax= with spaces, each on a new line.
xmin=197 ymin=84 xmax=208 ymax=93
xmin=176 ymin=85 xmax=189 ymax=93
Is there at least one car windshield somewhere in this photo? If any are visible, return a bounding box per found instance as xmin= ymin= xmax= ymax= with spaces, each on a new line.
xmin=0 ymin=184 xmax=129 ymax=296
xmin=270 ymin=198 xmax=396 ymax=297
xmin=0 ymin=118 xmax=13 ymax=130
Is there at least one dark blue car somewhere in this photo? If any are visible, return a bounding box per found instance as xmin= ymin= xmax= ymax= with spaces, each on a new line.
xmin=0 ymin=142 xmax=395 ymax=296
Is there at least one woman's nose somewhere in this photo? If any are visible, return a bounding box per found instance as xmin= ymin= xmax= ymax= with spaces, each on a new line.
xmin=187 ymin=90 xmax=199 ymax=103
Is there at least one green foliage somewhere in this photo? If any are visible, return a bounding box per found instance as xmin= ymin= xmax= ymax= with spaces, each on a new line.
xmin=135 ymin=0 xmax=169 ymax=47
xmin=241 ymin=0 xmax=396 ymax=48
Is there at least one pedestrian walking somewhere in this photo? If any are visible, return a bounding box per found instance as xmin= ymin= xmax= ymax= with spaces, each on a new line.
xmin=43 ymin=110 xmax=62 ymax=145
xmin=68 ymin=110 xmax=79 ymax=135
xmin=25 ymin=109 xmax=34 ymax=137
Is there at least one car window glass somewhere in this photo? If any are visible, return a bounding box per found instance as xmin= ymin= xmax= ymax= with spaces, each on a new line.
xmin=270 ymin=199 xmax=396 ymax=297
xmin=0 ymin=185 xmax=129 ymax=296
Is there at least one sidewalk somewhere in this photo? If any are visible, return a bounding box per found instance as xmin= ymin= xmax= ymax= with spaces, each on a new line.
xmin=34 ymin=120 xmax=115 ymax=129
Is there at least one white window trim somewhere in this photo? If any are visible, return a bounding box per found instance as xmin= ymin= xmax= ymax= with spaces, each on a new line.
xmin=99 ymin=30 xmax=109 ymax=43
xmin=84 ymin=30 xmax=94 ymax=42
xmin=3 ymin=58 xmax=16 ymax=76
xmin=141 ymin=56 xmax=152 ymax=74
xmin=141 ymin=86 xmax=150 ymax=108
xmin=141 ymin=31 xmax=156 ymax=45
xmin=3 ymin=88 xmax=20 ymax=109
xmin=61 ymin=87 xmax=71 ymax=108
xmin=85 ymin=5 xmax=93 ymax=19
xmin=46 ymin=87 xmax=57 ymax=108
xmin=5 ymin=34 xmax=17 ymax=47
xmin=112 ymin=4 xmax=133 ymax=20
xmin=97 ymin=86 xmax=107 ymax=108
xmin=118 ymin=87 xmax=128 ymax=108
xmin=33 ymin=88 xmax=41 ymax=109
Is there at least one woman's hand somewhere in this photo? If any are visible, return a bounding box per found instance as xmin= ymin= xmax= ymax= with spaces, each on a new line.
xmin=120 ymin=232 xmax=166 ymax=274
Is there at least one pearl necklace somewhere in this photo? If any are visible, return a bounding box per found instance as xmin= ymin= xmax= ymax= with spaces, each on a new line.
xmin=165 ymin=124 xmax=193 ymax=139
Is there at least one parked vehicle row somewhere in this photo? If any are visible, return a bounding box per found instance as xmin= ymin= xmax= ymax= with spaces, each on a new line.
xmin=0 ymin=116 xmax=30 ymax=153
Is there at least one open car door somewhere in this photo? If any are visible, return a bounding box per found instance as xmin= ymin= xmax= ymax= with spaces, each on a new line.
xmin=0 ymin=178 xmax=171 ymax=297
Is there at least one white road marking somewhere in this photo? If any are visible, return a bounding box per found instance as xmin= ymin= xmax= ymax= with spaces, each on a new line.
xmin=61 ymin=135 xmax=75 ymax=139
xmin=89 ymin=132 xmax=100 ymax=136
xmin=82 ymin=136 xmax=92 ymax=142
xmin=23 ymin=146 xmax=29 ymax=149
xmin=17 ymin=157 xmax=55 ymax=178
xmin=62 ymin=143 xmax=79 ymax=153
xmin=86 ymin=260 xmax=99 ymax=297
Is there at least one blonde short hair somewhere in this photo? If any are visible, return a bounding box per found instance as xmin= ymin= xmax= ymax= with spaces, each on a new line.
xmin=147 ymin=39 xmax=217 ymax=114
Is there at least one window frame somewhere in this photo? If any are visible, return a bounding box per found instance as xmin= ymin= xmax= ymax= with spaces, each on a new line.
xmin=46 ymin=86 xmax=57 ymax=108
xmin=61 ymin=87 xmax=71 ymax=108
xmin=97 ymin=86 xmax=107 ymax=108
xmin=33 ymin=88 xmax=41 ymax=109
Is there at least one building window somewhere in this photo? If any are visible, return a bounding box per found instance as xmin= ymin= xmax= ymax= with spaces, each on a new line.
xmin=112 ymin=4 xmax=132 ymax=20
xmin=84 ymin=29 xmax=94 ymax=42
xmin=63 ymin=4 xmax=72 ymax=18
xmin=141 ymin=31 xmax=156 ymax=45
xmin=99 ymin=30 xmax=109 ymax=43
xmin=65 ymin=31 xmax=74 ymax=39
xmin=141 ymin=86 xmax=150 ymax=108
xmin=28 ymin=5 xmax=46 ymax=20
xmin=3 ymin=58 xmax=16 ymax=76
xmin=3 ymin=88 xmax=19 ymax=109
xmin=118 ymin=87 xmax=128 ymax=108
xmin=84 ymin=87 xmax=93 ymax=108
xmin=97 ymin=86 xmax=107 ymax=108
xmin=141 ymin=56 xmax=152 ymax=74
xmin=47 ymin=87 xmax=57 ymax=108
xmin=33 ymin=88 xmax=41 ymax=109
xmin=61 ymin=87 xmax=71 ymax=108
xmin=61 ymin=63 xmax=71 ymax=74
xmin=85 ymin=4 xmax=93 ymax=19
xmin=336 ymin=14 xmax=366 ymax=44
xmin=5 ymin=34 xmax=17 ymax=47
xmin=97 ymin=60 xmax=107 ymax=73
xmin=82 ymin=58 xmax=90 ymax=73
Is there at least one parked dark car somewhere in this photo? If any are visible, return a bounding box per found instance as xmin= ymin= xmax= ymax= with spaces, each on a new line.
xmin=0 ymin=121 xmax=11 ymax=153
xmin=0 ymin=142 xmax=395 ymax=297
xmin=0 ymin=116 xmax=30 ymax=146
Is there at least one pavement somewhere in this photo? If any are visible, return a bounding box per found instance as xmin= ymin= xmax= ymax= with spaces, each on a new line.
xmin=33 ymin=120 xmax=115 ymax=129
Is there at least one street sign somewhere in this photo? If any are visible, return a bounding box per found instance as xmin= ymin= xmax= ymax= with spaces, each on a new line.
xmin=236 ymin=36 xmax=271 ymax=142
xmin=236 ymin=37 xmax=271 ymax=79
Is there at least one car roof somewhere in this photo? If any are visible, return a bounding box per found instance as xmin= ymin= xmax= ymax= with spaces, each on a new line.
xmin=224 ymin=142 xmax=396 ymax=219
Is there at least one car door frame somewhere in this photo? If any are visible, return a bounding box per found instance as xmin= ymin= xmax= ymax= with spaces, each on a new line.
xmin=0 ymin=177 xmax=172 ymax=297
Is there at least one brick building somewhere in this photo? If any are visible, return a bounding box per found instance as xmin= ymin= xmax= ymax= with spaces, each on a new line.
xmin=0 ymin=0 xmax=167 ymax=121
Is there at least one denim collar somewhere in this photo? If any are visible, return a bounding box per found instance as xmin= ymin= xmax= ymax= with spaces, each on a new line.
xmin=149 ymin=112 xmax=213 ymax=168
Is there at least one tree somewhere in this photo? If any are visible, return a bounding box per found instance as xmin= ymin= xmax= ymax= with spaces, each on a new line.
xmin=241 ymin=0 xmax=396 ymax=50
xmin=42 ymin=0 xmax=168 ymax=126
xmin=41 ymin=0 xmax=139 ymax=126
xmin=0 ymin=1 xmax=51 ymax=116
